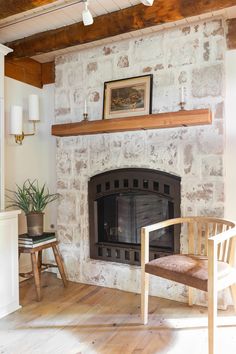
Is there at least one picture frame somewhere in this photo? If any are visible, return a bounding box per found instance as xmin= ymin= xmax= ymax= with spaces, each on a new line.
xmin=103 ymin=74 xmax=153 ymax=119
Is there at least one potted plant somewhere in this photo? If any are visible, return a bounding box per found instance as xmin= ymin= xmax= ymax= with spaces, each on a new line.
xmin=6 ymin=180 xmax=60 ymax=237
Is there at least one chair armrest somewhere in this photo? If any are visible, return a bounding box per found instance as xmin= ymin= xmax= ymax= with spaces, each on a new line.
xmin=142 ymin=217 xmax=184 ymax=233
xmin=208 ymin=227 xmax=236 ymax=267
xmin=141 ymin=218 xmax=184 ymax=265
xmin=141 ymin=218 xmax=187 ymax=265
xmin=208 ymin=227 xmax=236 ymax=245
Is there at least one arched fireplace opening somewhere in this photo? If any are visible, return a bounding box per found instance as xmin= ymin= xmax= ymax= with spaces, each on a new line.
xmin=88 ymin=168 xmax=181 ymax=265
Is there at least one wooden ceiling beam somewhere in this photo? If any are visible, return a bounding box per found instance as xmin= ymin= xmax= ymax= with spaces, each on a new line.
xmin=42 ymin=61 xmax=55 ymax=85
xmin=5 ymin=0 xmax=236 ymax=59
xmin=5 ymin=58 xmax=55 ymax=88
xmin=227 ymin=18 xmax=236 ymax=49
xmin=5 ymin=58 xmax=43 ymax=88
xmin=0 ymin=0 xmax=58 ymax=20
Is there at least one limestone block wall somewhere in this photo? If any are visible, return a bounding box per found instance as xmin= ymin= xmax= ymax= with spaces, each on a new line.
xmin=54 ymin=18 xmax=226 ymax=303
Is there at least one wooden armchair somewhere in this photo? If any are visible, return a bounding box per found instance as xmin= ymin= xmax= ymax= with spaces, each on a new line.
xmin=141 ymin=217 xmax=236 ymax=354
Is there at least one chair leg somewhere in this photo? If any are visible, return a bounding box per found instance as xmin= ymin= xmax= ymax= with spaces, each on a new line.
xmin=208 ymin=287 xmax=217 ymax=354
xmin=188 ymin=286 xmax=193 ymax=306
xmin=230 ymin=284 xmax=236 ymax=312
xmin=141 ymin=271 xmax=149 ymax=325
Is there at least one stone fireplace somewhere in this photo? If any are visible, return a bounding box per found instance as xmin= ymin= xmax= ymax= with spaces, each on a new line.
xmin=55 ymin=18 xmax=225 ymax=302
xmin=88 ymin=168 xmax=180 ymax=265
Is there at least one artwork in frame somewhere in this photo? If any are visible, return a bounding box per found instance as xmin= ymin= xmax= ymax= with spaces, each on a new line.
xmin=103 ymin=74 xmax=153 ymax=119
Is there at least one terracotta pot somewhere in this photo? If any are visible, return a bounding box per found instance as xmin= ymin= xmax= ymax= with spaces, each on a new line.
xmin=26 ymin=212 xmax=44 ymax=237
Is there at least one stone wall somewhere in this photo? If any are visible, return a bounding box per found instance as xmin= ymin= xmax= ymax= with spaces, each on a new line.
xmin=54 ymin=18 xmax=226 ymax=303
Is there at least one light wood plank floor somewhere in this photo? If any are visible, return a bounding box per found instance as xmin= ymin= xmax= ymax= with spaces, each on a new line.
xmin=0 ymin=273 xmax=236 ymax=354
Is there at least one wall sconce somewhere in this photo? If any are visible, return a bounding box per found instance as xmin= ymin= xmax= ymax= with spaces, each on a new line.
xmin=10 ymin=94 xmax=40 ymax=145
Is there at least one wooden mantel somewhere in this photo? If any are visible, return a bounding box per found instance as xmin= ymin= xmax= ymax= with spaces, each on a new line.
xmin=51 ymin=109 xmax=212 ymax=137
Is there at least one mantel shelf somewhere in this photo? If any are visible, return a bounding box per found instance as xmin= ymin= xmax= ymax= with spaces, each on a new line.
xmin=51 ymin=109 xmax=212 ymax=137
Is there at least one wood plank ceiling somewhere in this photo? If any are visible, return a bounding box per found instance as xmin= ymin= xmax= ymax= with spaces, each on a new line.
xmin=0 ymin=0 xmax=140 ymax=86
xmin=0 ymin=0 xmax=58 ymax=20
xmin=1 ymin=0 xmax=236 ymax=88
xmin=0 ymin=0 xmax=141 ymax=45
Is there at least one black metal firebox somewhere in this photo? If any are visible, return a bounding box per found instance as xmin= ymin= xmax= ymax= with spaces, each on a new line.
xmin=88 ymin=168 xmax=181 ymax=265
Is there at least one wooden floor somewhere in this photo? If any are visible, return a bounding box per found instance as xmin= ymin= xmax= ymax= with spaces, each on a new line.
xmin=1 ymin=273 xmax=236 ymax=354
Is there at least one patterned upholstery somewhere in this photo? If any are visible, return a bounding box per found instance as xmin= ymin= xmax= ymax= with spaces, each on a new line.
xmin=145 ymin=254 xmax=235 ymax=292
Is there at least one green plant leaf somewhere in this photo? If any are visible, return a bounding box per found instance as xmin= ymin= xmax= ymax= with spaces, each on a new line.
xmin=6 ymin=179 xmax=60 ymax=213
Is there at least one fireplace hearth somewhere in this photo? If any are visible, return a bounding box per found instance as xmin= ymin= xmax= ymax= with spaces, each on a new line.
xmin=88 ymin=168 xmax=181 ymax=265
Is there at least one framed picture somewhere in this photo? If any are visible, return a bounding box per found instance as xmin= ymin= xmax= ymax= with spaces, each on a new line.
xmin=103 ymin=74 xmax=153 ymax=119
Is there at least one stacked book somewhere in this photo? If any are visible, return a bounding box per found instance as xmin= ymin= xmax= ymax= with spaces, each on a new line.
xmin=18 ymin=232 xmax=56 ymax=248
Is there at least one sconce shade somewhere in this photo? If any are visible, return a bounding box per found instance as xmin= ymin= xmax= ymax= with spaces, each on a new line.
xmin=10 ymin=105 xmax=23 ymax=135
xmin=29 ymin=94 xmax=40 ymax=121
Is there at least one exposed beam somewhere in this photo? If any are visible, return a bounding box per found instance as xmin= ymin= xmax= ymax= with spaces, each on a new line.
xmin=0 ymin=0 xmax=58 ymax=20
xmin=5 ymin=58 xmax=55 ymax=88
xmin=227 ymin=18 xmax=236 ymax=49
xmin=42 ymin=61 xmax=55 ymax=85
xmin=6 ymin=0 xmax=236 ymax=59
xmin=5 ymin=58 xmax=43 ymax=88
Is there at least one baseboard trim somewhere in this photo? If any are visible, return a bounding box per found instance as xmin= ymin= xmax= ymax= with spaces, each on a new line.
xmin=0 ymin=302 xmax=21 ymax=319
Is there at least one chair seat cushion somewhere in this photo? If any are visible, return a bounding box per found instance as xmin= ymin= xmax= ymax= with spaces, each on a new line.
xmin=145 ymin=254 xmax=234 ymax=291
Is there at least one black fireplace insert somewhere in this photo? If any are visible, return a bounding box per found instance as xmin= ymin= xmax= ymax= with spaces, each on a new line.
xmin=88 ymin=168 xmax=181 ymax=265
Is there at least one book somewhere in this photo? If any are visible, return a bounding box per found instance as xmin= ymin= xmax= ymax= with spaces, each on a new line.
xmin=18 ymin=240 xmax=56 ymax=247
xmin=19 ymin=238 xmax=57 ymax=248
xmin=19 ymin=234 xmax=56 ymax=244
xmin=18 ymin=240 xmax=56 ymax=246
xmin=19 ymin=232 xmax=56 ymax=242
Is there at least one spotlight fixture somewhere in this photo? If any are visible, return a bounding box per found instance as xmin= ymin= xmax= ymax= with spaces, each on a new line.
xmin=141 ymin=0 xmax=154 ymax=5
xmin=82 ymin=0 xmax=93 ymax=26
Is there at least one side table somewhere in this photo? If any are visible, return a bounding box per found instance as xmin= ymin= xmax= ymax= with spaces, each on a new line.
xmin=19 ymin=240 xmax=68 ymax=301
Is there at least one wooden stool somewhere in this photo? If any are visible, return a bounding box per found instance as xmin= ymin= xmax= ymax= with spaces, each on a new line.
xmin=19 ymin=240 xmax=68 ymax=301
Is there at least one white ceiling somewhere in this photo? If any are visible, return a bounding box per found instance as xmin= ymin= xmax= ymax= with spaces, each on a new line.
xmin=0 ymin=0 xmax=236 ymax=63
xmin=0 ymin=0 xmax=140 ymax=43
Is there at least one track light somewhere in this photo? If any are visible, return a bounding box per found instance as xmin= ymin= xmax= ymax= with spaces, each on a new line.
xmin=140 ymin=0 xmax=154 ymax=6
xmin=82 ymin=0 xmax=93 ymax=26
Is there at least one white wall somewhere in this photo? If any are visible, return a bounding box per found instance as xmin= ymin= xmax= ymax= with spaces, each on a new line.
xmin=225 ymin=51 xmax=236 ymax=221
xmin=4 ymin=78 xmax=56 ymax=273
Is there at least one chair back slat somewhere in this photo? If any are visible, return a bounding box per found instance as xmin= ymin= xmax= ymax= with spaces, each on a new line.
xmin=188 ymin=222 xmax=195 ymax=254
xmin=204 ymin=223 xmax=209 ymax=256
xmin=223 ymin=225 xmax=232 ymax=263
xmin=217 ymin=224 xmax=224 ymax=259
xmin=144 ymin=217 xmax=235 ymax=263
xmin=212 ymin=223 xmax=217 ymax=236
xmin=197 ymin=223 xmax=202 ymax=254
xmin=219 ymin=223 xmax=224 ymax=233
xmin=183 ymin=218 xmax=235 ymax=262
xmin=222 ymin=238 xmax=230 ymax=262
xmin=228 ymin=236 xmax=236 ymax=265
